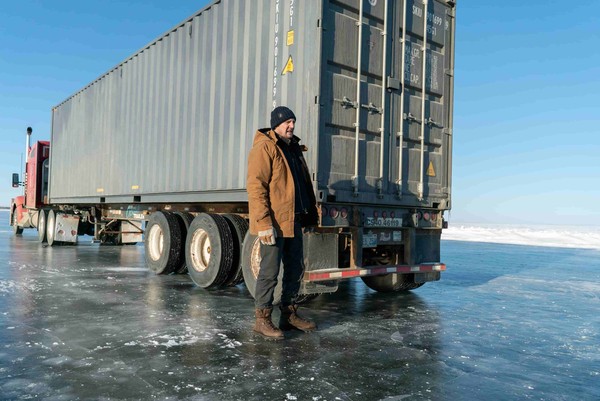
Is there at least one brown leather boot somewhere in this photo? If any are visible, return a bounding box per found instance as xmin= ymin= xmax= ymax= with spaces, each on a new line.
xmin=279 ymin=304 xmax=317 ymax=332
xmin=253 ymin=308 xmax=284 ymax=340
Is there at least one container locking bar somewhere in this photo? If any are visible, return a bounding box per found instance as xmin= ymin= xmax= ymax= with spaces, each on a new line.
xmin=396 ymin=0 xmax=409 ymax=199
xmin=361 ymin=102 xmax=382 ymax=114
xmin=418 ymin=0 xmax=430 ymax=201
xmin=404 ymin=112 xmax=422 ymax=124
xmin=339 ymin=96 xmax=358 ymax=109
xmin=426 ymin=117 xmax=444 ymax=129
xmin=351 ymin=0 xmax=365 ymax=197
xmin=377 ymin=0 xmax=390 ymax=198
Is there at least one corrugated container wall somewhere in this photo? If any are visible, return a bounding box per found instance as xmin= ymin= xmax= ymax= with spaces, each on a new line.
xmin=50 ymin=0 xmax=455 ymax=210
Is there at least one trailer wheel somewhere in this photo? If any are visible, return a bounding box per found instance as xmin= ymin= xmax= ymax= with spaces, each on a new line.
xmin=185 ymin=213 xmax=234 ymax=288
xmin=361 ymin=274 xmax=424 ymax=293
xmin=46 ymin=209 xmax=60 ymax=246
xmin=37 ymin=209 xmax=47 ymax=243
xmin=241 ymin=232 xmax=283 ymax=304
xmin=144 ymin=211 xmax=183 ymax=275
xmin=12 ymin=209 xmax=23 ymax=235
xmin=173 ymin=212 xmax=194 ymax=274
xmin=222 ymin=214 xmax=249 ymax=286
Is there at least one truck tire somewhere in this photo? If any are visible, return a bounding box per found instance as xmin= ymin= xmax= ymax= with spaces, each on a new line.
xmin=222 ymin=214 xmax=249 ymax=286
xmin=361 ymin=274 xmax=424 ymax=293
xmin=241 ymin=232 xmax=283 ymax=305
xmin=185 ymin=213 xmax=234 ymax=288
xmin=12 ymin=209 xmax=23 ymax=235
xmin=37 ymin=209 xmax=47 ymax=243
xmin=46 ymin=209 xmax=60 ymax=246
xmin=144 ymin=211 xmax=183 ymax=275
xmin=173 ymin=212 xmax=194 ymax=274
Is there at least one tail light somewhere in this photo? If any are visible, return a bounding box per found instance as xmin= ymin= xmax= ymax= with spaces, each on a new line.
xmin=329 ymin=207 xmax=339 ymax=218
xmin=340 ymin=208 xmax=348 ymax=219
xmin=423 ymin=212 xmax=430 ymax=221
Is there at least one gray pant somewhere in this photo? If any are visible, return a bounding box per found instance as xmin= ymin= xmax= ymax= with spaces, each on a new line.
xmin=255 ymin=222 xmax=303 ymax=309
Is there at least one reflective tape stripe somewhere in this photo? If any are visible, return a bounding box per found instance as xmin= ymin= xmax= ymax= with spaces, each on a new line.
xmin=305 ymin=264 xmax=446 ymax=282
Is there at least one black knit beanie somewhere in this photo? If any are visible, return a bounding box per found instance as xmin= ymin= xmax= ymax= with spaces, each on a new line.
xmin=270 ymin=106 xmax=296 ymax=130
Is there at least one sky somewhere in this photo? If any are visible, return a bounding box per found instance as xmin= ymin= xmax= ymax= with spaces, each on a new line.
xmin=1 ymin=0 xmax=598 ymax=226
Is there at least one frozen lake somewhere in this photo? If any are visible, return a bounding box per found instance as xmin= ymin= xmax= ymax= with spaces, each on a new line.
xmin=0 ymin=213 xmax=598 ymax=400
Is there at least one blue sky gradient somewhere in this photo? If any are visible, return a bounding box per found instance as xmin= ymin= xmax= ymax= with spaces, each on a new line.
xmin=1 ymin=0 xmax=598 ymax=226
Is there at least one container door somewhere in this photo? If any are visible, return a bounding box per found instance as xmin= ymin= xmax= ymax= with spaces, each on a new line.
xmin=318 ymin=0 xmax=455 ymax=207
xmin=318 ymin=0 xmax=387 ymax=203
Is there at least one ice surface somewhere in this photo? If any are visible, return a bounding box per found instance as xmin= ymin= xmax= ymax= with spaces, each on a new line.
xmin=442 ymin=223 xmax=600 ymax=250
xmin=2 ymin=210 xmax=599 ymax=400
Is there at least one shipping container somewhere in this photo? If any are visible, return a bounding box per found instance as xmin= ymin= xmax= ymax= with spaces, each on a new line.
xmin=12 ymin=0 xmax=456 ymax=297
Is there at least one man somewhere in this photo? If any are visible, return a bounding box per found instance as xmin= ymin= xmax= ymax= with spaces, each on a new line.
xmin=246 ymin=106 xmax=319 ymax=340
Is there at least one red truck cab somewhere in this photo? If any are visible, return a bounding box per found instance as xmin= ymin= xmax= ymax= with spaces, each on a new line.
xmin=10 ymin=139 xmax=50 ymax=233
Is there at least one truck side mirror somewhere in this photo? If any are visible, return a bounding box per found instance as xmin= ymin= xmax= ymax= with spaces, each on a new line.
xmin=12 ymin=173 xmax=20 ymax=188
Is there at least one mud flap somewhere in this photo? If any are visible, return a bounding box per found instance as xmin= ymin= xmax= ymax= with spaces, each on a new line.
xmin=301 ymin=232 xmax=338 ymax=295
xmin=54 ymin=213 xmax=80 ymax=244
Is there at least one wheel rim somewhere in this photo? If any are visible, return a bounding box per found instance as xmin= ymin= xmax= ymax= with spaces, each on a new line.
xmin=39 ymin=212 xmax=45 ymax=232
xmin=47 ymin=212 xmax=55 ymax=243
xmin=38 ymin=211 xmax=46 ymax=241
xmin=190 ymin=228 xmax=211 ymax=272
xmin=250 ymin=237 xmax=262 ymax=280
xmin=147 ymin=224 xmax=164 ymax=261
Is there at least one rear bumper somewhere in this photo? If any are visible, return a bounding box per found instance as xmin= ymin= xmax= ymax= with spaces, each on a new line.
xmin=304 ymin=263 xmax=446 ymax=282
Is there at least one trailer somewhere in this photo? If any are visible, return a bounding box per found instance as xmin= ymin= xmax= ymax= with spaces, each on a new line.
xmin=11 ymin=0 xmax=456 ymax=300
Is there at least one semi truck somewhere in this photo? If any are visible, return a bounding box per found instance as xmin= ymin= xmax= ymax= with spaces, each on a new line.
xmin=10 ymin=0 xmax=455 ymax=301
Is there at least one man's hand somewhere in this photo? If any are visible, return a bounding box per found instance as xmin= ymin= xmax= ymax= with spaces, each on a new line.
xmin=258 ymin=227 xmax=277 ymax=245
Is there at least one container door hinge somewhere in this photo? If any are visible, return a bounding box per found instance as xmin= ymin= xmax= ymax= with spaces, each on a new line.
xmin=445 ymin=69 xmax=454 ymax=77
xmin=376 ymin=179 xmax=384 ymax=198
xmin=351 ymin=176 xmax=359 ymax=197
xmin=396 ymin=180 xmax=403 ymax=198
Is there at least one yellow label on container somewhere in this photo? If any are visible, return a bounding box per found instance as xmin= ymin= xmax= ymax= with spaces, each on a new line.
xmin=131 ymin=185 xmax=139 ymax=190
xmin=287 ymin=30 xmax=294 ymax=46
xmin=427 ymin=162 xmax=436 ymax=177
xmin=96 ymin=188 xmax=104 ymax=193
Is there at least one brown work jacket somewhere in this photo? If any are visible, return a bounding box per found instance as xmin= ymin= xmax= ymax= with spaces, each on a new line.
xmin=247 ymin=128 xmax=318 ymax=237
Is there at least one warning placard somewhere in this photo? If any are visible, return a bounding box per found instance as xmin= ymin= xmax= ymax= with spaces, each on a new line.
xmin=281 ymin=55 xmax=294 ymax=75
xmin=427 ymin=161 xmax=436 ymax=177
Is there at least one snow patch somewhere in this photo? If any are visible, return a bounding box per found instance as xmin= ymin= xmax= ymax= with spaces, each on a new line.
xmin=104 ymin=267 xmax=148 ymax=272
xmin=123 ymin=327 xmax=218 ymax=348
xmin=0 ymin=280 xmax=40 ymax=294
xmin=217 ymin=333 xmax=242 ymax=349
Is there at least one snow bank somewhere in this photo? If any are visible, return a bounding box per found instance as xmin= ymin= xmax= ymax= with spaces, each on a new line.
xmin=442 ymin=223 xmax=600 ymax=250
